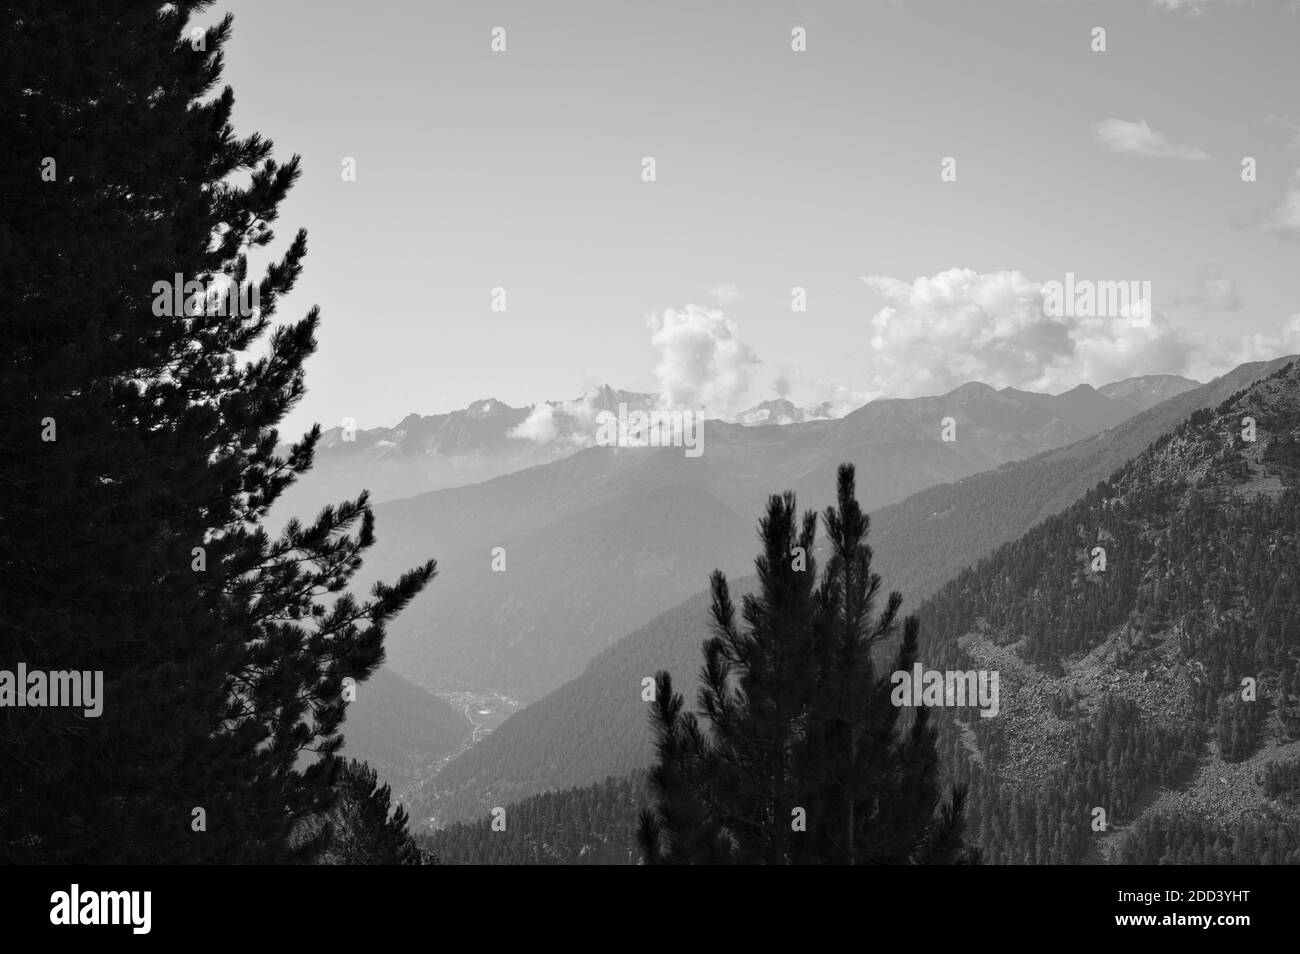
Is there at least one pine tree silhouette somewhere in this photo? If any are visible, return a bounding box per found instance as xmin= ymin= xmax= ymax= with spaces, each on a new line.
xmin=1 ymin=2 xmax=434 ymax=862
xmin=638 ymin=464 xmax=978 ymax=864
xmin=299 ymin=760 xmax=427 ymax=865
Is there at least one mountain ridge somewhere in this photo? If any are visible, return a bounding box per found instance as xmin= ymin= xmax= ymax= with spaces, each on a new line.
xmin=417 ymin=357 xmax=1293 ymax=826
xmin=358 ymin=377 xmax=1154 ymax=703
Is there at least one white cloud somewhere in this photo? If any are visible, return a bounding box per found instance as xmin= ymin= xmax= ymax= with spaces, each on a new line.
xmin=808 ymin=379 xmax=873 ymax=419
xmin=508 ymin=304 xmax=761 ymax=443
xmin=648 ymin=304 xmax=759 ymax=414
xmin=1190 ymin=314 xmax=1300 ymax=380
xmin=508 ymin=392 xmax=606 ymax=446
xmin=860 ymin=268 xmax=1199 ymax=396
xmin=507 ymin=403 xmax=558 ymax=444
xmin=1094 ymin=118 xmax=1210 ymax=161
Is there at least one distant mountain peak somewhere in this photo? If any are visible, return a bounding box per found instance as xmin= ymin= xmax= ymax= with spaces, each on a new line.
xmin=736 ymin=397 xmax=834 ymax=426
xmin=586 ymin=385 xmax=657 ymax=413
xmin=466 ymin=398 xmax=510 ymax=418
xmin=1098 ymin=374 xmax=1201 ymax=411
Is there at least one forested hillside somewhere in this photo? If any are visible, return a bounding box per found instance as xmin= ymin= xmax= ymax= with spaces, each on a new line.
xmin=868 ymin=357 xmax=1294 ymax=602
xmin=921 ymin=360 xmax=1300 ymax=863
xmin=420 ymin=775 xmax=647 ymax=865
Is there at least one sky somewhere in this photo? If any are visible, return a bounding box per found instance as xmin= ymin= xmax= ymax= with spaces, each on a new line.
xmin=200 ymin=0 xmax=1300 ymax=437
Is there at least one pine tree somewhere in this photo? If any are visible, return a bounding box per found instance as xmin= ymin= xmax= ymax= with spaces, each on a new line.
xmin=0 ymin=2 xmax=434 ymax=862
xmin=297 ymin=760 xmax=427 ymax=865
xmin=638 ymin=464 xmax=977 ymax=864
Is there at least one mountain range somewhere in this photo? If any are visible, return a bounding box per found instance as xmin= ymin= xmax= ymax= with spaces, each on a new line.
xmin=279 ymin=376 xmax=1201 ymax=520
xmin=274 ymin=386 xmax=658 ymax=518
xmin=735 ymin=397 xmax=835 ymax=426
xmin=418 ymin=359 xmax=1300 ymax=864
xmin=342 ymin=376 xmax=1185 ymax=706
xmin=412 ymin=359 xmax=1288 ymax=826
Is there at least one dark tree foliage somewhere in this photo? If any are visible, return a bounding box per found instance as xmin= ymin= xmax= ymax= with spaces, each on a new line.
xmin=1115 ymin=811 xmax=1300 ymax=865
xmin=0 ymin=1 xmax=434 ymax=862
xmin=638 ymin=464 xmax=977 ymax=864
xmin=297 ymin=760 xmax=428 ymax=865
xmin=422 ymin=774 xmax=649 ymax=865
xmin=1261 ymin=759 xmax=1300 ymax=806
xmin=1216 ymin=696 xmax=1265 ymax=763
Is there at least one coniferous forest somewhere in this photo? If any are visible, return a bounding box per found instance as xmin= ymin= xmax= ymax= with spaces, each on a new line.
xmin=919 ymin=370 xmax=1300 ymax=865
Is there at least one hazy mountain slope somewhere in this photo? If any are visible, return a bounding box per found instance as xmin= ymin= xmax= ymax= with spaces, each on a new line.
xmin=359 ymin=381 xmax=1144 ymax=703
xmin=283 ymin=378 xmax=1143 ymax=521
xmin=422 ymin=358 xmax=1293 ymax=825
xmin=1098 ymin=373 xmax=1200 ymax=411
xmin=868 ymin=358 xmax=1291 ymax=603
xmin=337 ymin=666 xmax=472 ymax=802
xmin=273 ymin=386 xmax=657 ymax=516
xmin=389 ymin=483 xmax=757 ymax=701
xmin=920 ymin=360 xmax=1300 ymax=863
xmin=410 ymin=585 xmax=730 ymax=827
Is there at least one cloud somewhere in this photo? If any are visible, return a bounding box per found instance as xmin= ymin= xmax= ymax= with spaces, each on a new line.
xmin=508 ymin=392 xmax=606 ymax=446
xmin=648 ymin=304 xmax=759 ymax=413
xmin=507 ymin=403 xmax=558 ymax=444
xmin=509 ymin=303 xmax=761 ymax=443
xmin=808 ymin=379 xmax=873 ymax=419
xmin=1190 ymin=314 xmax=1300 ymax=380
xmin=512 ymin=273 xmax=1297 ymax=439
xmin=708 ymin=282 xmax=743 ymax=306
xmin=1094 ymin=119 xmax=1210 ymax=161
xmin=859 ymin=268 xmax=1199 ymax=397
xmin=1171 ymin=264 xmax=1242 ymax=311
